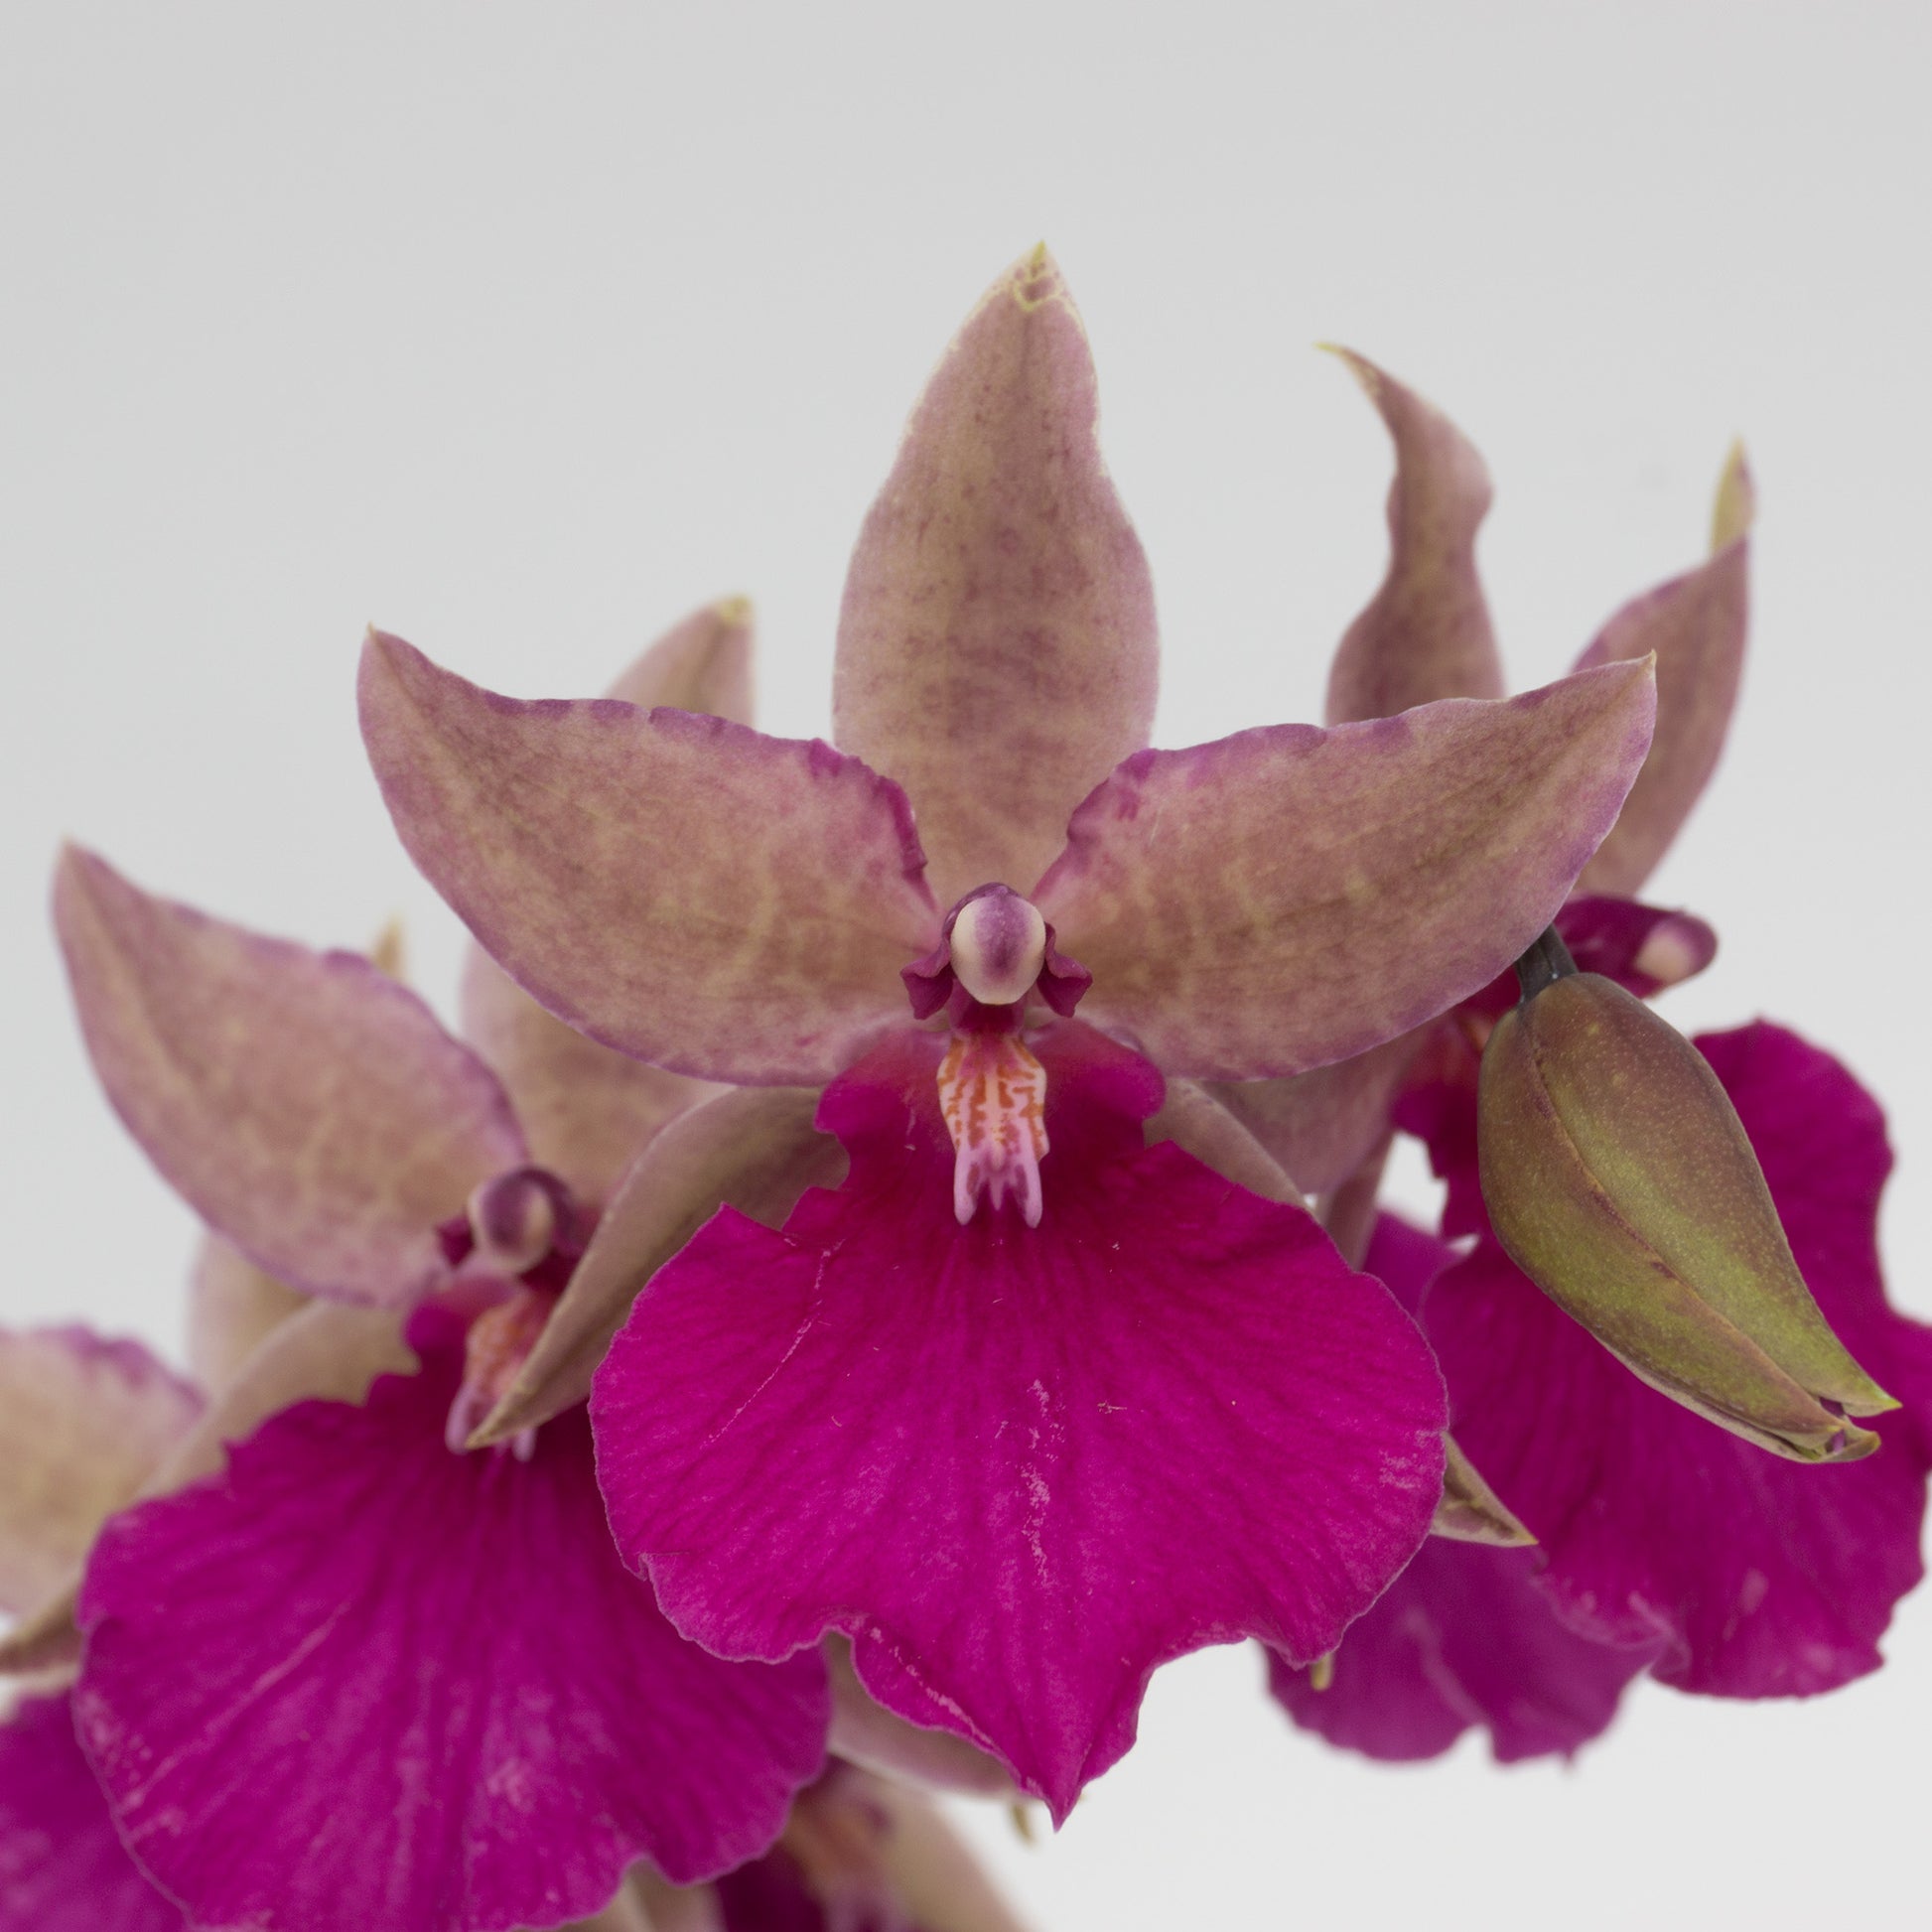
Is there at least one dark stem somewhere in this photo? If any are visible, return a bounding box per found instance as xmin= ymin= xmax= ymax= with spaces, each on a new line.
xmin=1513 ymin=924 xmax=1579 ymax=1003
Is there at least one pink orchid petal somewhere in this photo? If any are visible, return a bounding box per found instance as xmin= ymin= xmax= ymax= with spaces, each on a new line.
xmin=55 ymin=848 xmax=527 ymax=1306
xmin=1143 ymin=1077 xmax=1306 ymax=1205
xmin=1427 ymin=1023 xmax=1932 ymax=1694
xmin=1322 ymin=350 xmax=1503 ymax=725
xmin=0 ymin=1693 xmax=180 ymax=1930
xmin=824 ymin=1637 xmax=1015 ymax=1798
xmin=460 ymin=949 xmax=709 ymax=1210
xmin=1035 ymin=662 xmax=1657 ymax=1081
xmin=471 ymin=1085 xmax=845 ymax=1448
xmin=75 ymin=1308 xmax=830 ymax=1930
xmin=0 ymin=1328 xmax=199 ymax=1617
xmin=833 ymin=246 xmax=1159 ymax=908
xmin=1575 ymin=450 xmax=1754 ymax=896
xmin=186 ymin=1235 xmax=307 ymax=1392
xmin=360 ymin=633 xmax=937 ymax=1085
xmin=593 ymin=1022 xmax=1447 ymax=1821
xmin=607 ymin=596 xmax=757 ymax=721
xmin=1206 ymin=1031 xmax=1420 ymax=1197
xmin=454 ymin=598 xmax=759 ymax=1205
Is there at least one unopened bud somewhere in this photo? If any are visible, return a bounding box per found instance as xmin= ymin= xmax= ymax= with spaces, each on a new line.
xmin=1478 ymin=934 xmax=1894 ymax=1463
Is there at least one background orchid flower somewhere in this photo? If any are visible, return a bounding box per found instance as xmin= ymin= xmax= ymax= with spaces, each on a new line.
xmin=1263 ymin=362 xmax=1932 ymax=1760
xmin=356 ymin=246 xmax=1658 ymax=1818
xmin=42 ymin=605 xmax=838 ymax=1932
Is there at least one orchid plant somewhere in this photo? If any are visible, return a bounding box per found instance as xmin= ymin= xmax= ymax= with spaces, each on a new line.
xmin=3 ymin=245 xmax=1924 ymax=1932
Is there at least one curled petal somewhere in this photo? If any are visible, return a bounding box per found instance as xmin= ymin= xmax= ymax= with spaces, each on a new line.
xmin=359 ymin=633 xmax=936 ymax=1085
xmin=187 ymin=1235 xmax=308 ymax=1392
xmin=607 ymin=596 xmax=757 ymax=723
xmin=75 ymin=1309 xmax=829 ymax=1928
xmin=0 ymin=1693 xmax=180 ymax=1930
xmin=470 ymin=1086 xmax=846 ymax=1448
xmin=1322 ymin=349 xmax=1503 ymax=725
xmin=0 ymin=1328 xmax=199 ymax=1616
xmin=824 ymin=1635 xmax=1015 ymax=1797
xmin=54 ymin=848 xmax=526 ymax=1305
xmin=833 ymin=245 xmax=1159 ymax=909
xmin=1035 ymin=662 xmax=1657 ymax=1081
xmin=593 ymin=1023 xmax=1447 ymax=1820
xmin=461 ymin=950 xmax=708 ymax=1211
xmin=1429 ymin=1023 xmax=1932 ymax=1694
xmin=1575 ymin=448 xmax=1753 ymax=896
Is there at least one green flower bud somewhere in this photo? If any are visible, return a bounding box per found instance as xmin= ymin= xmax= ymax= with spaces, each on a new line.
xmin=1477 ymin=932 xmax=1894 ymax=1463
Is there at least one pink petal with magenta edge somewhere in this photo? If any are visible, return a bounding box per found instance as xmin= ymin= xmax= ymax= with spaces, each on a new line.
xmin=75 ymin=1306 xmax=829 ymax=1932
xmin=359 ymin=633 xmax=937 ymax=1087
xmin=1322 ymin=349 xmax=1504 ymax=726
xmin=1035 ymin=660 xmax=1657 ymax=1082
xmin=54 ymin=847 xmax=527 ymax=1307
xmin=1576 ymin=447 xmax=1754 ymax=897
xmin=457 ymin=599 xmax=759 ymax=1207
xmin=0 ymin=1692 xmax=180 ymax=1930
xmin=592 ymin=1021 xmax=1446 ymax=1823
xmin=1271 ymin=1215 xmax=1656 ymax=1763
xmin=0 ymin=1327 xmax=200 ymax=1618
xmin=1425 ymin=1022 xmax=1932 ymax=1695
xmin=833 ymin=246 xmax=1158 ymax=910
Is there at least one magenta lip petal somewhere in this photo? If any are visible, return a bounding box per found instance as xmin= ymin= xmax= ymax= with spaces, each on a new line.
xmin=0 ymin=1692 xmax=182 ymax=1930
xmin=1034 ymin=660 xmax=1657 ymax=1081
xmin=1422 ymin=1022 xmax=1932 ymax=1695
xmin=54 ymin=846 xmax=527 ymax=1307
xmin=833 ymin=246 xmax=1159 ymax=911
xmin=591 ymin=1021 xmax=1447 ymax=1823
xmin=358 ymin=631 xmax=938 ymax=1087
xmin=74 ymin=1308 xmax=829 ymax=1931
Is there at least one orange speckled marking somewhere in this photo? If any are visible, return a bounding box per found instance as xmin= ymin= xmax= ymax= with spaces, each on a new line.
xmin=938 ymin=1032 xmax=1049 ymax=1226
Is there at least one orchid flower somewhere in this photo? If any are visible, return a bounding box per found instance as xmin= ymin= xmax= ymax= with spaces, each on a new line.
xmin=36 ymin=605 xmax=851 ymax=1932
xmin=354 ymin=246 xmax=1659 ymax=1818
xmin=1267 ymin=358 xmax=1932 ymax=1762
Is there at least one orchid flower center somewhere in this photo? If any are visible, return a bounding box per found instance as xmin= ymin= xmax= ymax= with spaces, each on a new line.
xmin=901 ymin=885 xmax=1092 ymax=1229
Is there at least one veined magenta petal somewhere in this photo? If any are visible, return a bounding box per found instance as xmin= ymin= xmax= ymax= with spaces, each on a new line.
xmin=75 ymin=1310 xmax=830 ymax=1930
xmin=1035 ymin=662 xmax=1657 ymax=1081
xmin=607 ymin=596 xmax=758 ymax=723
xmin=54 ymin=849 xmax=527 ymax=1306
xmin=1322 ymin=350 xmax=1503 ymax=725
xmin=359 ymin=633 xmax=937 ymax=1085
xmin=592 ymin=1022 xmax=1447 ymax=1821
xmin=1575 ymin=450 xmax=1753 ymax=895
xmin=0 ymin=1693 xmax=180 ymax=1930
xmin=832 ymin=246 xmax=1159 ymax=908
xmin=1272 ymin=1214 xmax=1652 ymax=1762
xmin=0 ymin=1328 xmax=199 ymax=1617
xmin=186 ymin=1235 xmax=307 ymax=1392
xmin=1427 ymin=1023 xmax=1932 ymax=1694
xmin=1206 ymin=1032 xmax=1420 ymax=1197
xmin=461 ymin=949 xmax=708 ymax=1210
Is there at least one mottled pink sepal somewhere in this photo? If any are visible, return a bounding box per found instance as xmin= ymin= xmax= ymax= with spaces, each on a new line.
xmin=54 ymin=848 xmax=527 ymax=1306
xmin=592 ymin=1023 xmax=1447 ymax=1821
xmin=1035 ymin=662 xmax=1657 ymax=1080
xmin=1427 ymin=1024 xmax=1932 ymax=1693
xmin=360 ymin=633 xmax=937 ymax=1086
xmin=833 ymin=247 xmax=1158 ymax=908
xmin=0 ymin=1693 xmax=179 ymax=1930
xmin=75 ymin=1308 xmax=829 ymax=1931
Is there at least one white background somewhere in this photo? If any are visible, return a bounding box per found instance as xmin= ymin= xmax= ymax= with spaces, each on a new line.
xmin=4 ymin=6 xmax=1929 ymax=1928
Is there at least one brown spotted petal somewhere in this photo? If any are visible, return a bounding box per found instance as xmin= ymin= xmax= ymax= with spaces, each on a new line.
xmin=1576 ymin=446 xmax=1754 ymax=896
xmin=360 ymin=633 xmax=937 ymax=1086
xmin=834 ymin=245 xmax=1159 ymax=908
xmin=468 ymin=1085 xmax=846 ymax=1448
xmin=1479 ymin=969 xmax=1893 ymax=1460
xmin=1035 ymin=661 xmax=1657 ymax=1082
xmin=1323 ymin=349 xmax=1503 ymax=725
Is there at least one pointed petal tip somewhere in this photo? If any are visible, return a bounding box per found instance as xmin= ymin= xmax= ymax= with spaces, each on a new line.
xmin=1712 ymin=442 xmax=1756 ymax=552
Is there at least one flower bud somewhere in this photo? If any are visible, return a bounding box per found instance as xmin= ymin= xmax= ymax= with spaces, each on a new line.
xmin=1478 ymin=936 xmax=1895 ymax=1462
